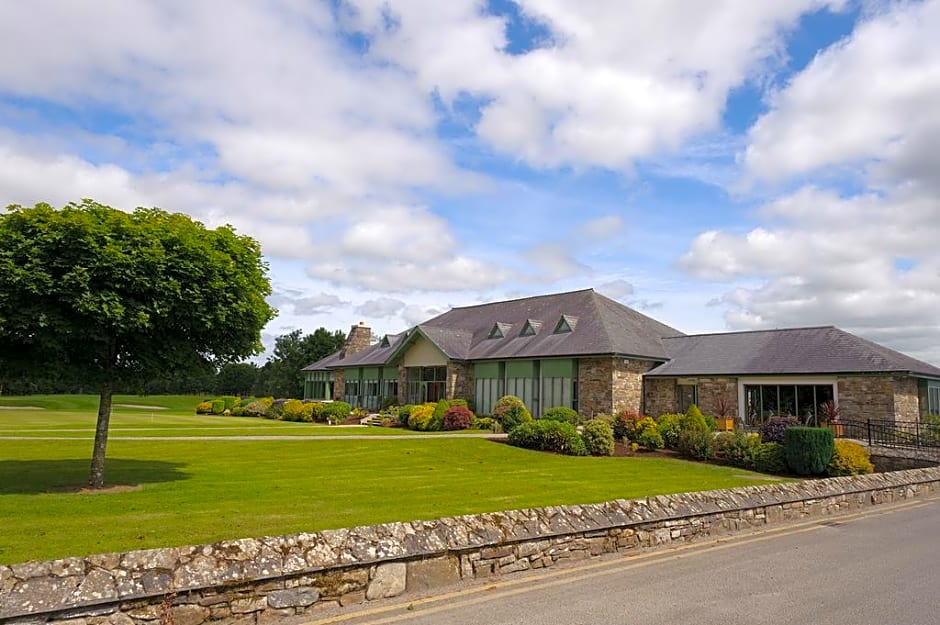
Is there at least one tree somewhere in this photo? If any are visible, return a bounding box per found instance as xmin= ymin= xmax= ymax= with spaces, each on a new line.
xmin=215 ymin=362 xmax=259 ymax=396
xmin=255 ymin=327 xmax=345 ymax=397
xmin=0 ymin=200 xmax=275 ymax=487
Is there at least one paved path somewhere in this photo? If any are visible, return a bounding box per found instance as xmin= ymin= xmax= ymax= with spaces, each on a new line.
xmin=306 ymin=496 xmax=940 ymax=625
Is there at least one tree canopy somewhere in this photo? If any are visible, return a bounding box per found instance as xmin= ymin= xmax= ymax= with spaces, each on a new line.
xmin=0 ymin=200 xmax=276 ymax=487
xmin=255 ymin=327 xmax=345 ymax=398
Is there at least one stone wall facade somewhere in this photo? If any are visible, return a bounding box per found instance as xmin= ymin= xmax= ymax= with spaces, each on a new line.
xmin=446 ymin=362 xmax=474 ymax=403
xmin=643 ymin=377 xmax=738 ymax=419
xmin=331 ymin=370 xmax=346 ymax=402
xmin=838 ymin=374 xmax=902 ymax=422
xmin=577 ymin=357 xmax=652 ymax=416
xmin=5 ymin=468 xmax=940 ymax=625
xmin=893 ymin=377 xmax=920 ymax=422
xmin=643 ymin=377 xmax=675 ymax=417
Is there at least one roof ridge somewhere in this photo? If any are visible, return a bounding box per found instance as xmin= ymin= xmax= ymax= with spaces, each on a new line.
xmin=587 ymin=290 xmax=618 ymax=353
xmin=667 ymin=325 xmax=837 ymax=339
xmin=446 ymin=288 xmax=595 ymax=312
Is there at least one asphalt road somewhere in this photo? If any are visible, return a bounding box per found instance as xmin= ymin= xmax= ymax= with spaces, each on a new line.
xmin=304 ymin=496 xmax=940 ymax=625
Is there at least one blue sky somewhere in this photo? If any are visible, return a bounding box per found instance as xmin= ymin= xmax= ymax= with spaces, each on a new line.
xmin=1 ymin=1 xmax=939 ymax=364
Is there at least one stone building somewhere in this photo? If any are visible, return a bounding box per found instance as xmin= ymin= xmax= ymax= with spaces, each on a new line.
xmin=303 ymin=289 xmax=940 ymax=423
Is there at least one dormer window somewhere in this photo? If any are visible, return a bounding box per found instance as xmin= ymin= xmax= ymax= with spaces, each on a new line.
xmin=554 ymin=315 xmax=578 ymax=334
xmin=520 ymin=319 xmax=542 ymax=337
xmin=379 ymin=335 xmax=391 ymax=348
xmin=488 ymin=322 xmax=512 ymax=339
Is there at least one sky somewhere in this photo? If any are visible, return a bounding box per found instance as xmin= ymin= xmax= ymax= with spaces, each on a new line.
xmin=1 ymin=0 xmax=939 ymax=365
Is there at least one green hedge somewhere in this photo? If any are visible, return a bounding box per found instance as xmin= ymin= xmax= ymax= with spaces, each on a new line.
xmin=784 ymin=426 xmax=835 ymax=475
xmin=507 ymin=420 xmax=587 ymax=456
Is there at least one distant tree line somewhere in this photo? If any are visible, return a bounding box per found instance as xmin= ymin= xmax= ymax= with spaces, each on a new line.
xmin=0 ymin=327 xmax=345 ymax=399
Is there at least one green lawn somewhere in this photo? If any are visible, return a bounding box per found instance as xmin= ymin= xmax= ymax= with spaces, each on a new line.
xmin=0 ymin=396 xmax=787 ymax=564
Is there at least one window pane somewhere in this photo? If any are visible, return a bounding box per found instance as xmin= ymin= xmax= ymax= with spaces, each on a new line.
xmin=745 ymin=386 xmax=761 ymax=425
xmin=797 ymin=385 xmax=816 ymax=425
xmin=779 ymin=385 xmax=796 ymax=417
xmin=761 ymin=386 xmax=778 ymax=417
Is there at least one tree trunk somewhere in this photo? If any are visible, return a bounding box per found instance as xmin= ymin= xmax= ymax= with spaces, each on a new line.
xmin=88 ymin=380 xmax=113 ymax=489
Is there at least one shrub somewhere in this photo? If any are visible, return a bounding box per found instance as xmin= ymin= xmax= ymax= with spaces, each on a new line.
xmin=231 ymin=406 xmax=245 ymax=417
xmin=714 ymin=431 xmax=758 ymax=468
xmin=407 ymin=403 xmax=437 ymax=431
xmin=634 ymin=417 xmax=664 ymax=450
xmin=398 ymin=404 xmax=413 ymax=427
xmin=612 ymin=410 xmax=640 ymax=442
xmin=784 ymin=426 xmax=835 ymax=475
xmin=507 ymin=420 xmax=586 ymax=456
xmin=541 ymin=406 xmax=580 ymax=425
xmin=582 ymin=419 xmax=615 ymax=456
xmin=267 ymin=399 xmax=288 ymax=420
xmin=442 ymin=405 xmax=474 ymax=430
xmin=432 ymin=399 xmax=453 ymax=424
xmin=681 ymin=404 xmax=711 ymax=432
xmin=471 ymin=416 xmax=499 ymax=432
xmin=243 ymin=401 xmax=268 ymax=418
xmin=195 ymin=401 xmax=212 ymax=415
xmin=827 ymin=439 xmax=874 ymax=476
xmin=656 ymin=413 xmax=684 ymax=449
xmin=258 ymin=396 xmax=275 ymax=409
xmin=759 ymin=416 xmax=800 ymax=444
xmin=220 ymin=395 xmax=239 ymax=411
xmin=321 ymin=401 xmax=351 ymax=425
xmin=281 ymin=399 xmax=307 ymax=422
xmin=751 ymin=442 xmax=787 ymax=474
xmin=493 ymin=395 xmax=532 ymax=431
xmin=678 ymin=429 xmax=716 ymax=460
xmin=306 ymin=401 xmax=326 ymax=422
xmin=238 ymin=397 xmax=256 ymax=408
xmin=210 ymin=399 xmax=225 ymax=415
xmin=380 ymin=396 xmax=399 ymax=411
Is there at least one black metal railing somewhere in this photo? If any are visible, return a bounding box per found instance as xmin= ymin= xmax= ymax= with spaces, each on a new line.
xmin=837 ymin=419 xmax=940 ymax=450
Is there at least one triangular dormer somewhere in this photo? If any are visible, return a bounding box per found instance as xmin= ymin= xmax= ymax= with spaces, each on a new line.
xmin=554 ymin=315 xmax=578 ymax=334
xmin=488 ymin=322 xmax=512 ymax=339
xmin=520 ymin=319 xmax=542 ymax=337
xmin=379 ymin=334 xmax=391 ymax=348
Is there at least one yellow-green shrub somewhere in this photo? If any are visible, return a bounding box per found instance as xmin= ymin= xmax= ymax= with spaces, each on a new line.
xmin=195 ymin=401 xmax=212 ymax=414
xmin=827 ymin=439 xmax=874 ymax=476
xmin=282 ymin=399 xmax=307 ymax=422
xmin=407 ymin=403 xmax=438 ymax=431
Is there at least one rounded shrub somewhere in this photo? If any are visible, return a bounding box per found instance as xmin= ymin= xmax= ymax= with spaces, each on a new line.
xmin=784 ymin=426 xmax=835 ymax=475
xmin=195 ymin=401 xmax=212 ymax=415
xmin=655 ymin=413 xmax=683 ymax=449
xmin=493 ymin=395 xmax=532 ymax=432
xmin=243 ymin=401 xmax=268 ymax=418
xmin=612 ymin=410 xmax=639 ymax=442
xmin=442 ymin=405 xmax=474 ymax=430
xmin=759 ymin=416 xmax=800 ymax=443
xmin=407 ymin=403 xmax=437 ymax=431
xmin=678 ymin=429 xmax=716 ymax=460
xmin=714 ymin=431 xmax=758 ymax=468
xmin=281 ymin=399 xmax=307 ymax=422
xmin=582 ymin=419 xmax=615 ymax=456
xmin=210 ymin=399 xmax=225 ymax=415
xmin=827 ymin=439 xmax=874 ymax=476
xmin=220 ymin=396 xmax=239 ymax=411
xmin=751 ymin=442 xmax=787 ymax=474
xmin=507 ymin=420 xmax=586 ymax=456
xmin=635 ymin=417 xmax=664 ymax=450
xmin=541 ymin=406 xmax=580 ymax=425
xmin=321 ymin=401 xmax=352 ymax=425
xmin=681 ymin=404 xmax=710 ymax=432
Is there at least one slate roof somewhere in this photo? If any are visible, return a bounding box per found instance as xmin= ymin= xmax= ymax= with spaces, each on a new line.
xmin=305 ymin=289 xmax=684 ymax=369
xmin=646 ymin=326 xmax=940 ymax=378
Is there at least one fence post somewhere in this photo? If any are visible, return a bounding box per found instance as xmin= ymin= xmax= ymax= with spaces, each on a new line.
xmin=867 ymin=419 xmax=872 ymax=447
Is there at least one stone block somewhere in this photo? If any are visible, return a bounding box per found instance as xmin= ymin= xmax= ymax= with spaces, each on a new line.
xmin=365 ymin=563 xmax=406 ymax=600
xmin=406 ymin=557 xmax=459 ymax=593
xmin=339 ymin=590 xmax=366 ymax=607
xmin=230 ymin=598 xmax=266 ymax=615
xmin=266 ymin=588 xmax=320 ymax=609
xmin=168 ymin=605 xmax=210 ymax=625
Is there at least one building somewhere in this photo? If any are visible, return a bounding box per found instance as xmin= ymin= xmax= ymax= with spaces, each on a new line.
xmin=303 ymin=289 xmax=940 ymax=423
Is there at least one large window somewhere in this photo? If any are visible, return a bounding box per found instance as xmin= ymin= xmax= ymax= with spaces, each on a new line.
xmin=475 ymin=359 xmax=577 ymax=417
xmin=406 ymin=366 xmax=447 ymax=404
xmin=676 ymin=384 xmax=697 ymax=413
xmin=744 ymin=384 xmax=834 ymax=426
xmin=928 ymin=383 xmax=940 ymax=415
xmin=304 ymin=371 xmax=334 ymax=400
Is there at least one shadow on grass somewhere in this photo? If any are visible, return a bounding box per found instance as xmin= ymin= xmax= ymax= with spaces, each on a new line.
xmin=0 ymin=459 xmax=189 ymax=494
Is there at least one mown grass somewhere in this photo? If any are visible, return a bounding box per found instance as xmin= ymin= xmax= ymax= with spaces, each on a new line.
xmin=0 ymin=397 xmax=788 ymax=564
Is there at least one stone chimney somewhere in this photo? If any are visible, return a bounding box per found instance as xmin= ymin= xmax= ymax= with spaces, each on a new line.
xmin=340 ymin=321 xmax=372 ymax=359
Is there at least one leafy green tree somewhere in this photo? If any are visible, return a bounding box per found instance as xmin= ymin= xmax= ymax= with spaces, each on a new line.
xmin=0 ymin=200 xmax=275 ymax=487
xmin=215 ymin=362 xmax=259 ymax=396
xmin=255 ymin=327 xmax=345 ymax=398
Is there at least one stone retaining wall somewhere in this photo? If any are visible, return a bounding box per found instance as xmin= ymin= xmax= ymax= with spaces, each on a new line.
xmin=4 ymin=468 xmax=940 ymax=625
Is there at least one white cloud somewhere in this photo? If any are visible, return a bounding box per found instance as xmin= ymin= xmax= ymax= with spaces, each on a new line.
xmin=744 ymin=0 xmax=940 ymax=185
xmin=292 ymin=293 xmax=348 ymax=316
xmin=579 ymin=215 xmax=625 ymax=240
xmin=597 ymin=279 xmax=634 ymax=300
xmin=520 ymin=242 xmax=592 ymax=281
xmin=357 ymin=298 xmax=406 ymax=318
xmin=350 ymin=0 xmax=843 ymax=170
xmin=401 ymin=304 xmax=442 ymax=326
